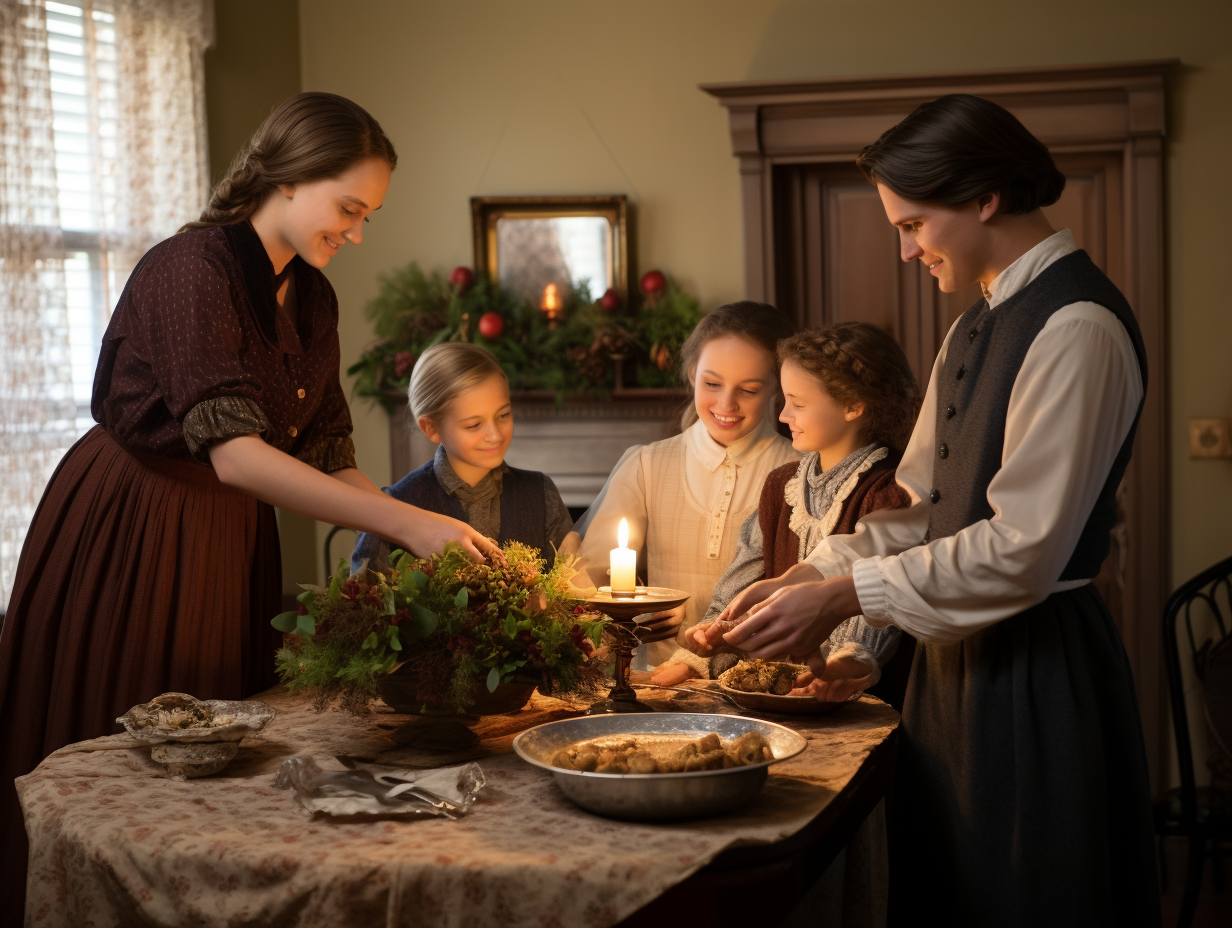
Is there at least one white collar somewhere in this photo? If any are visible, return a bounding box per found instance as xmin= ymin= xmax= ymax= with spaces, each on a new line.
xmin=983 ymin=228 xmax=1078 ymax=309
xmin=685 ymin=416 xmax=779 ymax=473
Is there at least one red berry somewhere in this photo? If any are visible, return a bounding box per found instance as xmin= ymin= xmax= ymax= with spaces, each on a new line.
xmin=599 ymin=288 xmax=622 ymax=312
xmin=477 ymin=311 xmax=504 ymax=340
xmin=449 ymin=266 xmax=474 ymax=291
xmin=639 ymin=270 xmax=667 ymax=296
xmin=393 ymin=351 xmax=416 ymax=379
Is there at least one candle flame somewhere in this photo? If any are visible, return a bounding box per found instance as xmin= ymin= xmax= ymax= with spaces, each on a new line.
xmin=618 ymin=517 xmax=629 ymax=549
xmin=541 ymin=283 xmax=560 ymax=311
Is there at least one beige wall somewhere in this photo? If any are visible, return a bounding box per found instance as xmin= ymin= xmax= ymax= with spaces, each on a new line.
xmin=288 ymin=0 xmax=1232 ymax=783
xmin=205 ymin=0 xmax=301 ymax=187
xmin=204 ymin=0 xmax=316 ymax=594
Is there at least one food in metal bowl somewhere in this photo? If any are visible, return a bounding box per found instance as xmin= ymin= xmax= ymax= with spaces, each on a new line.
xmin=514 ymin=713 xmax=808 ymax=821
xmin=718 ymin=659 xmax=809 ymax=695
xmin=551 ymin=731 xmax=771 ymax=774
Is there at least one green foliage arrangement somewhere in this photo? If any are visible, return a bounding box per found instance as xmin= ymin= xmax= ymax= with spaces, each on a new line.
xmin=347 ymin=264 xmax=703 ymax=412
xmin=271 ymin=542 xmax=610 ymax=714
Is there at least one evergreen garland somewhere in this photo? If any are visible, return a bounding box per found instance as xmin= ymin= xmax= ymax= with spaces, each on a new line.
xmin=347 ymin=264 xmax=702 ymax=411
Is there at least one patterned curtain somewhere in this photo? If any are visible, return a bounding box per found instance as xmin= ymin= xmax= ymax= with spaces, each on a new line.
xmin=0 ymin=0 xmax=71 ymax=613
xmin=0 ymin=0 xmax=212 ymax=610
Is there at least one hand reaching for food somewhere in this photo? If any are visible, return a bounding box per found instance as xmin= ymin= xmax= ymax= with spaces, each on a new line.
xmin=649 ymin=662 xmax=699 ymax=686
xmin=691 ymin=617 xmax=743 ymax=651
xmin=790 ymin=650 xmax=875 ymax=703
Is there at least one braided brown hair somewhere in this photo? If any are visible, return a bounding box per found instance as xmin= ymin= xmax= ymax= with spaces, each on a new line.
xmin=181 ymin=92 xmax=397 ymax=232
xmin=778 ymin=323 xmax=920 ymax=452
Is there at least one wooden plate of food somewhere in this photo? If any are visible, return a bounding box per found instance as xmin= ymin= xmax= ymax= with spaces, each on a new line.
xmin=717 ymin=659 xmax=844 ymax=715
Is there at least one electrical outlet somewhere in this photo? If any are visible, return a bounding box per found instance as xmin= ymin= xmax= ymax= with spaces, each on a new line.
xmin=1189 ymin=418 xmax=1232 ymax=459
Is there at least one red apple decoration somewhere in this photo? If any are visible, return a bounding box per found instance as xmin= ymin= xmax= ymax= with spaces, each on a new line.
xmin=477 ymin=312 xmax=505 ymax=340
xmin=640 ymin=269 xmax=667 ymax=297
xmin=393 ymin=351 xmax=416 ymax=379
xmin=449 ymin=266 xmax=474 ymax=291
xmin=599 ymin=287 xmax=622 ymax=312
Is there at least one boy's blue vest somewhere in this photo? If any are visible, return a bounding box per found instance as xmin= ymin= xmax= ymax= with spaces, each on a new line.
xmin=378 ymin=459 xmax=551 ymax=556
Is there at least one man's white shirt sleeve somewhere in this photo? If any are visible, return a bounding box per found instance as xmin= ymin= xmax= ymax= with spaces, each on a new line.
xmin=807 ymin=302 xmax=1142 ymax=645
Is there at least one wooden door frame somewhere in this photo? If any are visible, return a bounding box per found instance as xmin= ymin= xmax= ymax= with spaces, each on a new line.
xmin=701 ymin=60 xmax=1176 ymax=791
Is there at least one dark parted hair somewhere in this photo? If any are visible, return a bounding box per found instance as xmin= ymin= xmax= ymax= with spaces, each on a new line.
xmin=181 ymin=92 xmax=397 ymax=231
xmin=677 ymin=301 xmax=799 ymax=430
xmin=856 ymin=94 xmax=1065 ymax=215
xmin=778 ymin=322 xmax=920 ymax=453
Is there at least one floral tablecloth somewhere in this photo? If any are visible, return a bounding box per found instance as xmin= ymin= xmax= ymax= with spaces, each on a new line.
xmin=18 ymin=686 xmax=898 ymax=928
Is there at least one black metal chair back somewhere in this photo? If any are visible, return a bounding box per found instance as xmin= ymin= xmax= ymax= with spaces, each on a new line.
xmin=323 ymin=525 xmax=359 ymax=578
xmin=1160 ymin=554 xmax=1232 ymax=927
xmin=1164 ymin=555 xmax=1232 ymax=824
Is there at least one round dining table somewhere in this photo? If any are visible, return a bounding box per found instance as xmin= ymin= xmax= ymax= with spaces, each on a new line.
xmin=17 ymin=684 xmax=899 ymax=927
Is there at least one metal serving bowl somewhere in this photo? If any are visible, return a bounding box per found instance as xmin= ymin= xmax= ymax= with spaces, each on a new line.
xmin=512 ymin=713 xmax=807 ymax=821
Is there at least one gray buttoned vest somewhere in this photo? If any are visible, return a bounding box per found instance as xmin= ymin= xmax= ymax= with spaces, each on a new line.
xmin=927 ymin=249 xmax=1147 ymax=581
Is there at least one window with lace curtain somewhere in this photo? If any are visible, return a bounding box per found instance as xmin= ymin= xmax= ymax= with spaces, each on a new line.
xmin=0 ymin=0 xmax=212 ymax=611
xmin=47 ymin=1 xmax=125 ymax=431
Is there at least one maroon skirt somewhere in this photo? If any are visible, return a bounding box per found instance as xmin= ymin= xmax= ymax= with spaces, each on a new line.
xmin=0 ymin=425 xmax=281 ymax=910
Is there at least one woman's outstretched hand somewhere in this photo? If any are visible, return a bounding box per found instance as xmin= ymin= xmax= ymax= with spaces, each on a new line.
xmin=395 ymin=508 xmax=502 ymax=563
xmin=721 ymin=575 xmax=862 ymax=660
xmin=208 ymin=435 xmax=503 ymax=563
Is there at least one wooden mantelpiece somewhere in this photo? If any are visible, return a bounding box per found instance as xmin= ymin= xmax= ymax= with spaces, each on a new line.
xmin=702 ymin=60 xmax=1176 ymax=790
xmin=389 ymin=390 xmax=686 ymax=510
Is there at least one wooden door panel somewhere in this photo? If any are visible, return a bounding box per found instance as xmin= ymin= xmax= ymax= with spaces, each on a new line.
xmin=823 ymin=183 xmax=901 ymax=329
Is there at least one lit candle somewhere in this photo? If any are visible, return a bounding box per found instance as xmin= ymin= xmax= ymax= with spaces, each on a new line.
xmin=541 ymin=283 xmax=562 ymax=326
xmin=609 ymin=518 xmax=637 ymax=593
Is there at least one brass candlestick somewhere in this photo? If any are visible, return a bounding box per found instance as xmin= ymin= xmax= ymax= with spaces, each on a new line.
xmin=585 ymin=586 xmax=689 ymax=714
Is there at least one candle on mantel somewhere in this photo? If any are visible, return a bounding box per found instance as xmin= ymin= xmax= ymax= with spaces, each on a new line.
xmin=609 ymin=517 xmax=637 ymax=593
xmin=541 ymin=283 xmax=562 ymax=327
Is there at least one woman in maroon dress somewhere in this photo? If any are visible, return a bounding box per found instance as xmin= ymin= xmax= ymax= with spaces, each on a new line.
xmin=0 ymin=92 xmax=498 ymax=912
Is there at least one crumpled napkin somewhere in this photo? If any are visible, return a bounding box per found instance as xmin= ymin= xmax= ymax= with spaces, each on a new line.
xmin=274 ymin=754 xmax=485 ymax=819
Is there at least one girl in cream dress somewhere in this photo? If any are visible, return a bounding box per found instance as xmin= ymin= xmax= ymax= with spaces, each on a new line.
xmin=575 ymin=302 xmax=800 ymax=669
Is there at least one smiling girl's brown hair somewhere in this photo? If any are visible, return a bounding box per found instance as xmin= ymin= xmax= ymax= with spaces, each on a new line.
xmin=181 ymin=92 xmax=397 ymax=231
xmin=676 ymin=301 xmax=798 ymax=431
xmin=778 ymin=322 xmax=920 ymax=452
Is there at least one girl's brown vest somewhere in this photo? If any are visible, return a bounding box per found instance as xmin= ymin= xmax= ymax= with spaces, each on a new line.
xmin=757 ymin=451 xmax=914 ymax=709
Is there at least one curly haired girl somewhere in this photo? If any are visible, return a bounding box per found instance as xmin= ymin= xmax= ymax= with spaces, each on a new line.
xmin=663 ymin=322 xmax=920 ymax=703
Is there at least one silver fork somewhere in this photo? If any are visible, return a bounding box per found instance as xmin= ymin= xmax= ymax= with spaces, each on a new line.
xmin=631 ymin=682 xmax=747 ymax=712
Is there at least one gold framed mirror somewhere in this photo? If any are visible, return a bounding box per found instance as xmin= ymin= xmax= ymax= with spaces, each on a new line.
xmin=470 ymin=195 xmax=629 ymax=306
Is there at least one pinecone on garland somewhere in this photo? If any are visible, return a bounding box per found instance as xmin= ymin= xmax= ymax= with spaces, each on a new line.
xmin=593 ymin=329 xmax=633 ymax=356
xmin=568 ymin=345 xmax=608 ymax=384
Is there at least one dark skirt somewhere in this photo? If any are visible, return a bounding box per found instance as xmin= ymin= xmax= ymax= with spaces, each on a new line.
xmin=887 ymin=583 xmax=1161 ymax=927
xmin=0 ymin=426 xmax=281 ymax=916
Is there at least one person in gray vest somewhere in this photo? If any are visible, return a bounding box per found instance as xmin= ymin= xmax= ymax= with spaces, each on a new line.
xmin=352 ymin=342 xmax=573 ymax=573
xmin=715 ymin=94 xmax=1159 ymax=927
